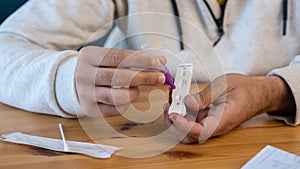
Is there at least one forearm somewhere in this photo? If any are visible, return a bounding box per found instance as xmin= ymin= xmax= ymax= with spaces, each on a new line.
xmin=0 ymin=0 xmax=120 ymax=116
xmin=0 ymin=33 xmax=80 ymax=117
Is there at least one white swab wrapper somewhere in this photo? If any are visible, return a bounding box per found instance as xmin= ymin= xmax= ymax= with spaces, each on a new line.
xmin=1 ymin=132 xmax=121 ymax=159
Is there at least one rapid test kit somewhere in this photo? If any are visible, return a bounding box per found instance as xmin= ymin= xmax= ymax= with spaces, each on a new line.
xmin=168 ymin=63 xmax=193 ymax=116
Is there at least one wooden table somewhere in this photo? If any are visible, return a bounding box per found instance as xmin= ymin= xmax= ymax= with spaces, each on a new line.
xmin=1 ymin=84 xmax=300 ymax=169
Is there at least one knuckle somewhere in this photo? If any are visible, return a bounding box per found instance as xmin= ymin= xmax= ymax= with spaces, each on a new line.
xmin=198 ymin=91 xmax=211 ymax=105
xmin=79 ymin=46 xmax=106 ymax=65
xmin=78 ymin=46 xmax=93 ymax=58
xmin=103 ymin=95 xmax=112 ymax=104
xmin=112 ymin=70 xmax=124 ymax=85
xmin=100 ymin=93 xmax=113 ymax=104
xmin=97 ymin=68 xmax=112 ymax=84
xmin=96 ymin=88 xmax=113 ymax=104
xmin=107 ymin=49 xmax=123 ymax=66
xmin=158 ymin=56 xmax=167 ymax=65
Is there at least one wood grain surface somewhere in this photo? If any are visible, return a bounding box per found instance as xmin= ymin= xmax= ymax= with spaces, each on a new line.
xmin=0 ymin=84 xmax=299 ymax=169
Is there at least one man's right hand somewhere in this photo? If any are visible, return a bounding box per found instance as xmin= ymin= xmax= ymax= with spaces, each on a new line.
xmin=75 ymin=46 xmax=166 ymax=117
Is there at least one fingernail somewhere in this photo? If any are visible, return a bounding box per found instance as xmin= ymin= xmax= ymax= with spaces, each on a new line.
xmin=151 ymin=59 xmax=160 ymax=68
xmin=158 ymin=75 xmax=165 ymax=84
xmin=169 ymin=113 xmax=178 ymax=121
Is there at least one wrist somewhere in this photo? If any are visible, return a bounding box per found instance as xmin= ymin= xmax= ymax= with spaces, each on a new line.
xmin=264 ymin=76 xmax=296 ymax=113
xmin=55 ymin=55 xmax=83 ymax=117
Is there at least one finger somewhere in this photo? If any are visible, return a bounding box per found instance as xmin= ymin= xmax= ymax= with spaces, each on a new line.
xmin=184 ymin=113 xmax=197 ymax=122
xmin=79 ymin=46 xmax=166 ymax=68
xmin=164 ymin=112 xmax=188 ymax=141
xmin=164 ymin=103 xmax=196 ymax=126
xmin=184 ymin=87 xmax=212 ymax=112
xmin=163 ymin=103 xmax=173 ymax=127
xmin=98 ymin=103 xmax=130 ymax=117
xmin=164 ymin=104 xmax=200 ymax=144
xmin=82 ymin=103 xmax=130 ymax=117
xmin=164 ymin=104 xmax=188 ymax=139
xmin=197 ymin=108 xmax=209 ymax=121
xmin=181 ymin=135 xmax=199 ymax=144
xmin=209 ymin=102 xmax=242 ymax=137
xmin=95 ymin=87 xmax=139 ymax=105
xmin=184 ymin=95 xmax=201 ymax=117
xmin=184 ymin=89 xmax=211 ymax=112
xmin=198 ymin=103 xmax=226 ymax=142
xmin=169 ymin=113 xmax=202 ymax=139
xmin=95 ymin=68 xmax=165 ymax=86
xmin=185 ymin=76 xmax=227 ymax=112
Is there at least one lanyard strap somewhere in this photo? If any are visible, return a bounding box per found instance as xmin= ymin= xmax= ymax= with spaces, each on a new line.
xmin=217 ymin=0 xmax=226 ymax=6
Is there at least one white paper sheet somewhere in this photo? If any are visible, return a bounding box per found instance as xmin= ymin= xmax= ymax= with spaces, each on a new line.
xmin=242 ymin=145 xmax=300 ymax=169
xmin=1 ymin=132 xmax=121 ymax=159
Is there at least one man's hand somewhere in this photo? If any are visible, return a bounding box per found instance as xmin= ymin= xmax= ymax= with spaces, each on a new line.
xmin=76 ymin=46 xmax=166 ymax=117
xmin=164 ymin=74 xmax=295 ymax=144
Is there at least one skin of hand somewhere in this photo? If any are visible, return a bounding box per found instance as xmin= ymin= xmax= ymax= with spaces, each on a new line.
xmin=164 ymin=73 xmax=296 ymax=144
xmin=75 ymin=46 xmax=166 ymax=117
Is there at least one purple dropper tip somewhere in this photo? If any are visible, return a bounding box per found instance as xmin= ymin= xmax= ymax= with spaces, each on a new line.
xmin=163 ymin=71 xmax=176 ymax=89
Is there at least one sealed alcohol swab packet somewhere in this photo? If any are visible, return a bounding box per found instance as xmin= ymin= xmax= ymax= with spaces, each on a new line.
xmin=0 ymin=132 xmax=121 ymax=159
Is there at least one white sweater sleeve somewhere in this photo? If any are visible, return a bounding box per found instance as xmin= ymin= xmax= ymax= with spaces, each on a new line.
xmin=0 ymin=0 xmax=121 ymax=117
xmin=268 ymin=55 xmax=300 ymax=126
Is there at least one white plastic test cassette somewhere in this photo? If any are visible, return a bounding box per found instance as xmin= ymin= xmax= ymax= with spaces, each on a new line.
xmin=168 ymin=63 xmax=193 ymax=116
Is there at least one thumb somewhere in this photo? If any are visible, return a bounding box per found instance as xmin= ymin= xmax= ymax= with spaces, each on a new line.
xmin=184 ymin=85 xmax=212 ymax=112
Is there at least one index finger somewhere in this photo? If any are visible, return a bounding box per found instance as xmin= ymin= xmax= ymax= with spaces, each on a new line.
xmin=79 ymin=46 xmax=166 ymax=69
